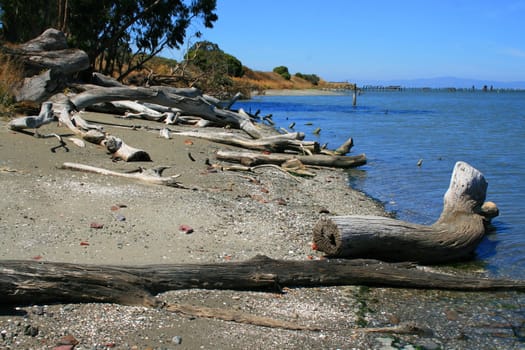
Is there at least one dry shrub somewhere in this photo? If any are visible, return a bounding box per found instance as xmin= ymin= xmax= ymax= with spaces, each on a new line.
xmin=0 ymin=53 xmax=23 ymax=118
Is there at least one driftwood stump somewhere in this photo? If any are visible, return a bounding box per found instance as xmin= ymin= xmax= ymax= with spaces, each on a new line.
xmin=313 ymin=161 xmax=498 ymax=264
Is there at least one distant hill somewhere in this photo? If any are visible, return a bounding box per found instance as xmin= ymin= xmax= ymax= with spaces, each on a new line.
xmin=356 ymin=76 xmax=525 ymax=89
xmin=235 ymin=67 xmax=354 ymax=92
xmin=139 ymin=57 xmax=353 ymax=95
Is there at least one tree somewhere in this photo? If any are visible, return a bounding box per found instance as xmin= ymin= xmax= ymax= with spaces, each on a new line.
xmin=187 ymin=41 xmax=243 ymax=78
xmin=295 ymin=72 xmax=320 ymax=85
xmin=0 ymin=0 xmax=218 ymax=80
xmin=183 ymin=40 xmax=246 ymax=97
xmin=273 ymin=66 xmax=291 ymax=80
xmin=0 ymin=0 xmax=57 ymax=42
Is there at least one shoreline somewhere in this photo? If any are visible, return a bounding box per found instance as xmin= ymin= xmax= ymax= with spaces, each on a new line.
xmin=1 ymin=112 xmax=523 ymax=349
xmin=260 ymin=88 xmax=349 ymax=96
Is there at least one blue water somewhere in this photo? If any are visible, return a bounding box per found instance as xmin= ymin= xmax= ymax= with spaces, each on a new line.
xmin=236 ymin=90 xmax=525 ymax=279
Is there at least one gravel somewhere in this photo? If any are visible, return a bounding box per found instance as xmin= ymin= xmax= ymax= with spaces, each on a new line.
xmin=1 ymin=114 xmax=524 ymax=349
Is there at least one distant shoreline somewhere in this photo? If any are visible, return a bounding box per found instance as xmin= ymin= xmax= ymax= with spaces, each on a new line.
xmin=261 ymin=88 xmax=348 ymax=96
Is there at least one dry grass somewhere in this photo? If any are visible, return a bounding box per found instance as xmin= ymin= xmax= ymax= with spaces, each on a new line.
xmin=0 ymin=53 xmax=23 ymax=118
xmin=238 ymin=69 xmax=310 ymax=90
xmin=236 ymin=68 xmax=345 ymax=93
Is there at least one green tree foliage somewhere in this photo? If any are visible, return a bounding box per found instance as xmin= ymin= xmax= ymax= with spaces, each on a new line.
xmin=182 ymin=40 xmax=248 ymax=98
xmin=188 ymin=41 xmax=243 ymax=78
xmin=0 ymin=0 xmax=57 ymax=42
xmin=273 ymin=66 xmax=291 ymax=80
xmin=0 ymin=0 xmax=218 ymax=80
xmin=295 ymin=72 xmax=320 ymax=85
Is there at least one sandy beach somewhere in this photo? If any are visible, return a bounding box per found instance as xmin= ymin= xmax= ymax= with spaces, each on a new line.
xmin=1 ymin=112 xmax=523 ymax=349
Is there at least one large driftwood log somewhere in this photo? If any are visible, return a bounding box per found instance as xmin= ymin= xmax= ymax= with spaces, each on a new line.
xmin=175 ymin=131 xmax=318 ymax=153
xmin=68 ymin=87 xmax=262 ymax=138
xmin=313 ymin=162 xmax=498 ymax=264
xmin=2 ymin=256 xmax=525 ymax=307
xmin=2 ymin=28 xmax=90 ymax=102
xmin=216 ymin=150 xmax=367 ymax=168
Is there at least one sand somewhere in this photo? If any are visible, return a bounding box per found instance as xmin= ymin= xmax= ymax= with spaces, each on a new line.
xmin=1 ymin=112 xmax=523 ymax=349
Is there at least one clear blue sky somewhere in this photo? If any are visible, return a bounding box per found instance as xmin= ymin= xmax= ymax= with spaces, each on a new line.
xmin=163 ymin=0 xmax=525 ymax=84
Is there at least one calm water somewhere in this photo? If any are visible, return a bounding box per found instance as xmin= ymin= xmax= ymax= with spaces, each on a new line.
xmin=236 ymin=90 xmax=525 ymax=279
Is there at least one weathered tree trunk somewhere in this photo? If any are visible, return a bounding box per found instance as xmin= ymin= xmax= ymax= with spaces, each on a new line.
xmin=67 ymin=87 xmax=262 ymax=138
xmin=312 ymin=162 xmax=498 ymax=264
xmin=2 ymin=28 xmax=90 ymax=102
xmin=2 ymin=256 xmax=525 ymax=307
xmin=216 ymin=150 xmax=367 ymax=168
xmin=174 ymin=131 xmax=317 ymax=153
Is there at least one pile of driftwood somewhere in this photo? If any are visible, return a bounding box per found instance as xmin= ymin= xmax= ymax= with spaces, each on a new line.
xmin=6 ymin=29 xmax=365 ymax=178
xmin=3 ymin=29 xmax=521 ymax=331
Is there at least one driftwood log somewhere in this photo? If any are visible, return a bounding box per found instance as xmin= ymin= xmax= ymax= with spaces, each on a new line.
xmin=2 ymin=255 xmax=525 ymax=308
xmin=7 ymin=101 xmax=55 ymax=134
xmin=216 ymin=150 xmax=367 ymax=168
xmin=1 ymin=28 xmax=89 ymax=102
xmin=6 ymin=29 xmax=366 ymax=169
xmin=104 ymin=136 xmax=151 ymax=162
xmin=67 ymin=86 xmax=262 ymax=139
xmin=174 ymin=131 xmax=318 ymax=153
xmin=313 ymin=161 xmax=498 ymax=264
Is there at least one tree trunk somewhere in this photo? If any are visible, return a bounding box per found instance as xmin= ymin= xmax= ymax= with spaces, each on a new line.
xmin=216 ymin=150 xmax=366 ymax=168
xmin=174 ymin=131 xmax=317 ymax=153
xmin=2 ymin=256 xmax=524 ymax=307
xmin=2 ymin=28 xmax=90 ymax=102
xmin=312 ymin=161 xmax=498 ymax=264
xmin=68 ymin=87 xmax=262 ymax=138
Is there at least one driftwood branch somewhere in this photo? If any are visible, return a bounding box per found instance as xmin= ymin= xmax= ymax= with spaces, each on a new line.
xmin=321 ymin=137 xmax=354 ymax=156
xmin=164 ymin=302 xmax=319 ymax=331
xmin=216 ymin=150 xmax=367 ymax=168
xmin=313 ymin=162 xmax=499 ymax=264
xmin=61 ymin=162 xmax=184 ymax=187
xmin=174 ymin=131 xmax=317 ymax=153
xmin=7 ymin=101 xmax=55 ymax=134
xmin=67 ymin=87 xmax=262 ymax=138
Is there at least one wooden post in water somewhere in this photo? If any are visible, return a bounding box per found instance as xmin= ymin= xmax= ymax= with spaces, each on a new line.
xmin=352 ymin=85 xmax=357 ymax=106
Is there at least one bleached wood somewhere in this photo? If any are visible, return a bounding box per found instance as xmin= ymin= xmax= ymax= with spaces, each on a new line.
xmin=105 ymin=136 xmax=151 ymax=162
xmin=8 ymin=101 xmax=55 ymax=131
xmin=62 ymin=162 xmax=182 ymax=187
xmin=68 ymin=87 xmax=262 ymax=138
xmin=175 ymin=131 xmax=314 ymax=153
xmin=216 ymin=150 xmax=366 ymax=168
xmin=312 ymin=162 xmax=498 ymax=264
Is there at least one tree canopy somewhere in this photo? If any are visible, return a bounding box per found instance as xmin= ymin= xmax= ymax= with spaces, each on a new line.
xmin=181 ymin=40 xmax=246 ymax=97
xmin=295 ymin=72 xmax=320 ymax=85
xmin=188 ymin=41 xmax=244 ymax=78
xmin=273 ymin=66 xmax=291 ymax=80
xmin=0 ymin=0 xmax=218 ymax=80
